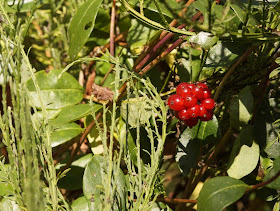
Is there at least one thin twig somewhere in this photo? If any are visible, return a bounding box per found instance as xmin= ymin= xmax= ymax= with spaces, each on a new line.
xmin=156 ymin=197 xmax=197 ymax=204
xmin=248 ymin=169 xmax=280 ymax=191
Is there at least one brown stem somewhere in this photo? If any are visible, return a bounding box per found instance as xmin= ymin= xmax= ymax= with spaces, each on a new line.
xmin=140 ymin=37 xmax=184 ymax=76
xmin=135 ymin=24 xmax=186 ymax=72
xmin=249 ymin=169 xmax=280 ymax=191
xmin=156 ymin=197 xmax=197 ymax=204
xmin=213 ymin=46 xmax=256 ymax=102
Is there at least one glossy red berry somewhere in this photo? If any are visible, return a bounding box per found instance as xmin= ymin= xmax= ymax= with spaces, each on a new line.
xmin=192 ymin=86 xmax=204 ymax=100
xmin=200 ymin=110 xmax=213 ymax=121
xmin=178 ymin=109 xmax=189 ymax=121
xmin=201 ymin=98 xmax=215 ymax=110
xmin=184 ymin=95 xmax=197 ymax=108
xmin=198 ymin=105 xmax=207 ymax=117
xmin=203 ymin=89 xmax=211 ymax=99
xmin=186 ymin=83 xmax=196 ymax=90
xmin=168 ymin=94 xmax=185 ymax=111
xmin=188 ymin=105 xmax=200 ymax=118
xmin=184 ymin=117 xmax=198 ymax=128
xmin=177 ymin=86 xmax=192 ymax=98
xmin=196 ymin=83 xmax=208 ymax=90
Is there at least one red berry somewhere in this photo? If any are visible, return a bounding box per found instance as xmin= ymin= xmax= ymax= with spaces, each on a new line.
xmin=186 ymin=83 xmax=196 ymax=90
xmin=184 ymin=95 xmax=197 ymax=108
xmin=201 ymin=98 xmax=215 ymax=110
xmin=177 ymin=86 xmax=192 ymax=98
xmin=184 ymin=117 xmax=199 ymax=128
xmin=188 ymin=105 xmax=200 ymax=118
xmin=178 ymin=109 xmax=189 ymax=121
xmin=192 ymin=86 xmax=204 ymax=100
xmin=196 ymin=83 xmax=208 ymax=90
xmin=203 ymin=89 xmax=211 ymax=99
xmin=168 ymin=94 xmax=185 ymax=111
xmin=200 ymin=110 xmax=213 ymax=121
xmin=199 ymin=105 xmax=207 ymax=117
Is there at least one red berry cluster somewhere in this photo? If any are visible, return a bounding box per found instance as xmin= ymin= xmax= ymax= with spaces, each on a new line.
xmin=168 ymin=82 xmax=215 ymax=127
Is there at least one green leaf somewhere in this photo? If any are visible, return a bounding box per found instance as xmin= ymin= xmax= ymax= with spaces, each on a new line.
xmin=189 ymin=32 xmax=219 ymax=50
xmin=129 ymin=0 xmax=182 ymax=18
xmin=127 ymin=19 xmax=157 ymax=55
xmin=50 ymin=103 xmax=102 ymax=126
xmin=26 ymin=69 xmax=84 ymax=110
xmin=197 ymin=176 xmax=249 ymax=211
xmin=118 ymin=117 xmax=141 ymax=167
xmin=51 ymin=123 xmax=83 ymax=147
xmin=68 ymin=0 xmax=103 ymax=59
xmin=121 ymin=97 xmax=153 ymax=128
xmin=85 ymin=115 xmax=104 ymax=155
xmin=230 ymin=86 xmax=254 ymax=129
xmin=83 ymin=155 xmax=126 ymax=210
xmin=72 ymin=196 xmax=89 ymax=211
xmin=263 ymin=156 xmax=280 ymax=189
xmin=176 ymin=116 xmax=220 ymax=175
xmin=227 ymin=125 xmax=260 ymax=179
xmin=205 ymin=42 xmax=249 ymax=68
xmin=58 ymin=166 xmax=85 ymax=190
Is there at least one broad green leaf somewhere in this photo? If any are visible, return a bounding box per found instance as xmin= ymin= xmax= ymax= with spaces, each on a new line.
xmin=263 ymin=156 xmax=280 ymax=189
xmin=50 ymin=103 xmax=102 ymax=126
xmin=85 ymin=115 xmax=104 ymax=155
xmin=227 ymin=125 xmax=260 ymax=179
xmin=230 ymin=86 xmax=254 ymax=129
xmin=205 ymin=42 xmax=249 ymax=68
xmin=197 ymin=176 xmax=249 ymax=211
xmin=117 ymin=117 xmax=141 ymax=167
xmin=83 ymin=155 xmax=126 ymax=210
xmin=176 ymin=116 xmax=220 ymax=175
xmin=128 ymin=0 xmax=182 ymax=18
xmin=231 ymin=3 xmax=246 ymax=23
xmin=121 ymin=97 xmax=153 ymax=128
xmin=127 ymin=19 xmax=157 ymax=55
xmin=189 ymin=32 xmax=219 ymax=50
xmin=26 ymin=69 xmax=84 ymax=110
xmin=58 ymin=166 xmax=84 ymax=190
xmin=72 ymin=196 xmax=89 ymax=211
xmin=68 ymin=0 xmax=103 ymax=59
xmin=57 ymin=154 xmax=92 ymax=190
xmin=254 ymin=97 xmax=280 ymax=159
xmin=51 ymin=123 xmax=83 ymax=147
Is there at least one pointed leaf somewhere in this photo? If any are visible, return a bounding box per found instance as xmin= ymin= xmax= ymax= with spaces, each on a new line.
xmin=51 ymin=123 xmax=83 ymax=147
xmin=83 ymin=155 xmax=126 ymax=210
xmin=26 ymin=69 xmax=84 ymax=110
xmin=72 ymin=196 xmax=89 ymax=211
xmin=68 ymin=0 xmax=103 ymax=59
xmin=50 ymin=103 xmax=102 ymax=126
xmin=263 ymin=156 xmax=280 ymax=189
xmin=197 ymin=176 xmax=249 ymax=211
xmin=227 ymin=125 xmax=260 ymax=179
xmin=176 ymin=116 xmax=220 ymax=175
xmin=230 ymin=86 xmax=254 ymax=129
